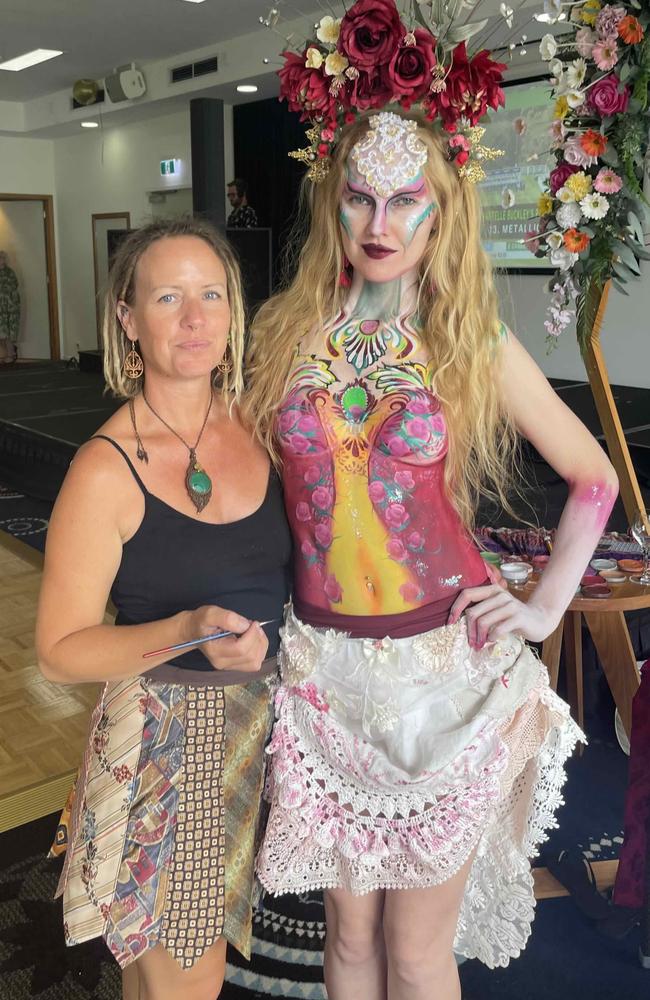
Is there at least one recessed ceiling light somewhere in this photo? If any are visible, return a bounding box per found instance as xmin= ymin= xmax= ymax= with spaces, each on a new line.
xmin=0 ymin=48 xmax=63 ymax=72
xmin=81 ymin=121 xmax=99 ymax=128
xmin=237 ymin=84 xmax=258 ymax=93
xmin=180 ymin=1 xmax=207 ymax=4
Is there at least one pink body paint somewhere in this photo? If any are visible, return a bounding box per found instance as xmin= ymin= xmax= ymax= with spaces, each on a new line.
xmin=570 ymin=481 xmax=617 ymax=533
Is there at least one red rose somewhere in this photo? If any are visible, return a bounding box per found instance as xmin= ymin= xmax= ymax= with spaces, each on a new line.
xmin=339 ymin=0 xmax=404 ymax=71
xmin=278 ymin=50 xmax=336 ymax=121
xmin=388 ymin=28 xmax=437 ymax=107
xmin=549 ymin=162 xmax=579 ymax=195
xmin=432 ymin=43 xmax=505 ymax=128
xmin=350 ymin=68 xmax=395 ymax=110
xmin=588 ymin=73 xmax=630 ymax=116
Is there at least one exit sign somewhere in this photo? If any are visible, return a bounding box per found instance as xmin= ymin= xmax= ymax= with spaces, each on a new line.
xmin=160 ymin=158 xmax=181 ymax=176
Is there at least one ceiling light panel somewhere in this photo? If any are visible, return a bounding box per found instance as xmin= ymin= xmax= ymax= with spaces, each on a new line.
xmin=0 ymin=49 xmax=63 ymax=72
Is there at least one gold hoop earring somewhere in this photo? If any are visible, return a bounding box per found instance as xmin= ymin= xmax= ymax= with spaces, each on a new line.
xmin=123 ymin=343 xmax=144 ymax=380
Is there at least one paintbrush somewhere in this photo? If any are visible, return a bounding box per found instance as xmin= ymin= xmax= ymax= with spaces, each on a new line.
xmin=143 ymin=618 xmax=281 ymax=659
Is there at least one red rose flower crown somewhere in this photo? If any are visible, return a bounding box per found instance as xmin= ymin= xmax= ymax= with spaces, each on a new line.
xmin=271 ymin=0 xmax=507 ymax=184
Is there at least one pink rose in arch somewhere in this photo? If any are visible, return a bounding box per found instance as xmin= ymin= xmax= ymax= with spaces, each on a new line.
xmin=368 ymin=480 xmax=386 ymax=502
xmin=296 ymin=501 xmax=312 ymax=522
xmin=314 ymin=522 xmax=333 ymax=548
xmin=278 ymin=410 xmax=296 ymax=433
xmin=304 ymin=465 xmax=321 ymax=485
xmin=407 ymin=530 xmax=424 ymax=550
xmin=394 ymin=470 xmax=415 ymax=490
xmin=399 ymin=580 xmax=421 ymax=603
xmin=385 ymin=502 xmax=408 ymax=528
xmin=388 ymin=435 xmax=411 ymax=457
xmin=312 ymin=486 xmax=333 ymax=510
xmin=408 ymin=398 xmax=430 ymax=415
xmin=298 ymin=414 xmax=319 ymax=433
xmin=406 ymin=418 xmax=430 ymax=440
xmin=324 ymin=574 xmax=343 ymax=603
xmin=387 ymin=537 xmax=407 ymax=561
xmin=289 ymin=433 xmax=311 ymax=454
xmin=301 ymin=539 xmax=317 ymax=557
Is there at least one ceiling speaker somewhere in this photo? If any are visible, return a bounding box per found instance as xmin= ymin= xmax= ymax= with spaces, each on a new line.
xmin=104 ymin=63 xmax=146 ymax=103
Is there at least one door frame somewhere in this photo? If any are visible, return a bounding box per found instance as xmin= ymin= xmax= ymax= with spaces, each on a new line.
xmin=91 ymin=212 xmax=131 ymax=347
xmin=0 ymin=193 xmax=60 ymax=360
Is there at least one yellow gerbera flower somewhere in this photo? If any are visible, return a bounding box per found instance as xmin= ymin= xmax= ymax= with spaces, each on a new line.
xmin=565 ymin=171 xmax=592 ymax=201
xmin=554 ymin=95 xmax=569 ymax=119
xmin=579 ymin=0 xmax=601 ymax=26
xmin=537 ymin=193 xmax=554 ymax=216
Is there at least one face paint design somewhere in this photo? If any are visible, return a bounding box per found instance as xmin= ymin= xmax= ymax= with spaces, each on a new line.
xmin=350 ymin=112 xmax=428 ymax=198
xmin=340 ymin=160 xmax=436 ymax=287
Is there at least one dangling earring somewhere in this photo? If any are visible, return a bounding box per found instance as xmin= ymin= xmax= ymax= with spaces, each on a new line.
xmin=215 ymin=349 xmax=232 ymax=374
xmin=123 ymin=341 xmax=144 ymax=379
xmin=339 ymin=255 xmax=352 ymax=288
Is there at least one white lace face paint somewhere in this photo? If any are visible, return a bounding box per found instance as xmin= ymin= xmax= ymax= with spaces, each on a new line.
xmin=350 ymin=112 xmax=429 ymax=199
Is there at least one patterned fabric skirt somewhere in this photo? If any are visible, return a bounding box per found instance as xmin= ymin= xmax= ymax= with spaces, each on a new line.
xmin=256 ymin=610 xmax=583 ymax=968
xmin=57 ymin=674 xmax=274 ymax=970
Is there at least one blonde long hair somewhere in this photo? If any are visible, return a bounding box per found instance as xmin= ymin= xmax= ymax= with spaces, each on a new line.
xmin=245 ymin=111 xmax=518 ymax=530
xmin=102 ymin=217 xmax=246 ymax=402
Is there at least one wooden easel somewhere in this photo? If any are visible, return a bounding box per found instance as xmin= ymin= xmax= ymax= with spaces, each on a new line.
xmin=581 ymin=280 xmax=649 ymax=530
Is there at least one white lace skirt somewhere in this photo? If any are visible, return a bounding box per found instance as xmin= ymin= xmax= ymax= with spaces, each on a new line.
xmin=255 ymin=608 xmax=583 ymax=968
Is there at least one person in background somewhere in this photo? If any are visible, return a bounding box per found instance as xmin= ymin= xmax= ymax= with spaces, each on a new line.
xmin=36 ymin=216 xmax=291 ymax=1000
xmin=227 ymin=178 xmax=258 ymax=228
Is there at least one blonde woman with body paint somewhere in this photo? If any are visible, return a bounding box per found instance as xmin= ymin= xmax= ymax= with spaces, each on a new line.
xmin=245 ymin=110 xmax=617 ymax=1000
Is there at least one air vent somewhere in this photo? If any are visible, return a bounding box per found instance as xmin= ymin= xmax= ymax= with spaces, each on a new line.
xmin=170 ymin=55 xmax=218 ymax=84
xmin=171 ymin=63 xmax=193 ymax=84
xmin=193 ymin=55 xmax=218 ymax=77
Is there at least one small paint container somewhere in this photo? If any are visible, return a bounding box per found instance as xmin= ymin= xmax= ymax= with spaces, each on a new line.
xmin=590 ymin=558 xmax=617 ymax=572
xmin=618 ymin=559 xmax=644 ymax=574
xmin=581 ymin=583 xmax=612 ymax=598
xmin=501 ymin=561 xmax=531 ymax=584
xmin=580 ymin=573 xmax=601 ymax=587
xmin=599 ymin=570 xmax=626 ymax=584
xmin=480 ymin=551 xmax=502 ymax=567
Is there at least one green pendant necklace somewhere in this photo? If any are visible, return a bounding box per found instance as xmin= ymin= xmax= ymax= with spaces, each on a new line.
xmin=141 ymin=391 xmax=213 ymax=514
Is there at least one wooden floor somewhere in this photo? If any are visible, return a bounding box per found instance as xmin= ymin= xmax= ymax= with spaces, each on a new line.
xmin=0 ymin=531 xmax=99 ymax=832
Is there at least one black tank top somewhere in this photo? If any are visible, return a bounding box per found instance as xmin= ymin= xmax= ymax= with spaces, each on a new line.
xmin=94 ymin=436 xmax=292 ymax=672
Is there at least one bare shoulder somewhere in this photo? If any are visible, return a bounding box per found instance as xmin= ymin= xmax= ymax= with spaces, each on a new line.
xmin=53 ymin=404 xmax=145 ymax=541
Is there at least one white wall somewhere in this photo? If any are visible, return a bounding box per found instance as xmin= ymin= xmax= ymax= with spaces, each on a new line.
xmin=0 ymin=201 xmax=50 ymax=358
xmin=496 ymin=268 xmax=650 ymax=389
xmin=51 ymin=105 xmax=235 ymax=357
xmin=53 ymin=110 xmax=192 ymax=355
xmin=0 ymin=135 xmax=54 ymax=194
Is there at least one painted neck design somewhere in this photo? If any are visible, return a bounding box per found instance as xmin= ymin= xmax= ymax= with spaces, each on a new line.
xmin=344 ymin=270 xmax=420 ymax=326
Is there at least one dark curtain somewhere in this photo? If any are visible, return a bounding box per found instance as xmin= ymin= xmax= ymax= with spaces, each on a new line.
xmin=233 ymin=97 xmax=307 ymax=289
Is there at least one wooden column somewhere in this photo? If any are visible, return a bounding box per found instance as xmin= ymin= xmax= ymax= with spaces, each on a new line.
xmin=582 ymin=280 xmax=649 ymax=530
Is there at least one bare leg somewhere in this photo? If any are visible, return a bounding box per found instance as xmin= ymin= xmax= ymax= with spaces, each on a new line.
xmin=382 ymin=853 xmax=474 ymax=1000
xmin=131 ymin=937 xmax=227 ymax=1000
xmin=323 ymin=887 xmax=387 ymax=1000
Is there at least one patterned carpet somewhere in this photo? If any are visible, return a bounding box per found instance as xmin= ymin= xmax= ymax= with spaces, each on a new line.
xmin=0 ymin=482 xmax=50 ymax=553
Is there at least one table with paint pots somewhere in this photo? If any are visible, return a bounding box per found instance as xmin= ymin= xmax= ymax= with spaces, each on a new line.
xmin=514 ymin=569 xmax=650 ymax=739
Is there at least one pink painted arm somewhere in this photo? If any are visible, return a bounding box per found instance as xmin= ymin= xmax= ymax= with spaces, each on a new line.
xmin=497 ymin=332 xmax=618 ymax=625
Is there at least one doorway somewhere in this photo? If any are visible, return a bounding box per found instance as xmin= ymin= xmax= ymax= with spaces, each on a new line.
xmin=0 ymin=194 xmax=59 ymax=360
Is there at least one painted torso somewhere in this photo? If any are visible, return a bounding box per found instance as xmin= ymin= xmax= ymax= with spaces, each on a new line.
xmin=277 ymin=316 xmax=487 ymax=619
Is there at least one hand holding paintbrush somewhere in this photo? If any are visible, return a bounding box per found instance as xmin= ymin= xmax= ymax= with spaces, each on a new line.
xmin=145 ymin=606 xmax=274 ymax=673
